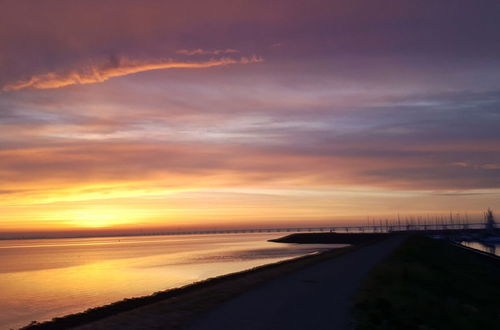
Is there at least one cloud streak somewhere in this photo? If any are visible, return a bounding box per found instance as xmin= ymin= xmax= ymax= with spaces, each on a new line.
xmin=3 ymin=55 xmax=262 ymax=91
xmin=176 ymin=48 xmax=239 ymax=56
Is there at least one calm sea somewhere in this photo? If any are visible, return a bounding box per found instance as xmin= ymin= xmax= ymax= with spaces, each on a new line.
xmin=0 ymin=233 xmax=340 ymax=329
xmin=460 ymin=241 xmax=500 ymax=257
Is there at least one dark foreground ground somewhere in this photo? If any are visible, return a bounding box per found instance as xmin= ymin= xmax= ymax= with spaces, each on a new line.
xmin=353 ymin=236 xmax=500 ymax=330
xmin=185 ymin=235 xmax=405 ymax=330
xmin=24 ymin=233 xmax=499 ymax=330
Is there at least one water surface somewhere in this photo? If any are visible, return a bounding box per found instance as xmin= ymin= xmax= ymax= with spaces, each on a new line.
xmin=460 ymin=241 xmax=500 ymax=257
xmin=0 ymin=233 xmax=341 ymax=329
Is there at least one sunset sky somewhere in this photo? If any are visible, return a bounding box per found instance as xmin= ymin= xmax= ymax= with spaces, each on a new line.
xmin=1 ymin=0 xmax=500 ymax=235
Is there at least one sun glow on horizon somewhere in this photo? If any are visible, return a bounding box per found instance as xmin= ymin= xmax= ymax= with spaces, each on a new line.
xmin=69 ymin=211 xmax=119 ymax=228
xmin=59 ymin=206 xmax=151 ymax=229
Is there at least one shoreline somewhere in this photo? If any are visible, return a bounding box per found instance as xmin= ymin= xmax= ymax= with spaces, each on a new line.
xmin=20 ymin=234 xmax=392 ymax=330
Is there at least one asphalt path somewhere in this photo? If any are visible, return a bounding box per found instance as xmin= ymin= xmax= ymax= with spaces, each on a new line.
xmin=185 ymin=236 xmax=405 ymax=330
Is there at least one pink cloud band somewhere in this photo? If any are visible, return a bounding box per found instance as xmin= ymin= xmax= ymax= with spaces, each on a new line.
xmin=3 ymin=55 xmax=262 ymax=91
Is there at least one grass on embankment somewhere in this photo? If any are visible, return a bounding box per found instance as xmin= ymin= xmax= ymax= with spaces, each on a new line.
xmin=353 ymin=235 xmax=500 ymax=330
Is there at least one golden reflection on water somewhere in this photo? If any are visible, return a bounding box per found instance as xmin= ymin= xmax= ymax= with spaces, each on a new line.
xmin=0 ymin=233 xmax=337 ymax=329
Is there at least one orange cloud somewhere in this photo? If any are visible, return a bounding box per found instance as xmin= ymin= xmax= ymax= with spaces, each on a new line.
xmin=3 ymin=55 xmax=262 ymax=91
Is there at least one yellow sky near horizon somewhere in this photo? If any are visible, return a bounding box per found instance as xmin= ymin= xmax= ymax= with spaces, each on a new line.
xmin=1 ymin=183 xmax=498 ymax=233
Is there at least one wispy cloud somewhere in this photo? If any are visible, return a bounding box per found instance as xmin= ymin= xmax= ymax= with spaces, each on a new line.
xmin=451 ymin=162 xmax=500 ymax=170
xmin=3 ymin=55 xmax=262 ymax=91
xmin=176 ymin=48 xmax=239 ymax=56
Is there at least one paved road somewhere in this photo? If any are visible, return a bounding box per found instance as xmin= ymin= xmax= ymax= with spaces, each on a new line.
xmin=185 ymin=236 xmax=405 ymax=330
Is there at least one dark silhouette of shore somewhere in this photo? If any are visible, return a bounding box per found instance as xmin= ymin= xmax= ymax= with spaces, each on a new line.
xmin=270 ymin=232 xmax=391 ymax=244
